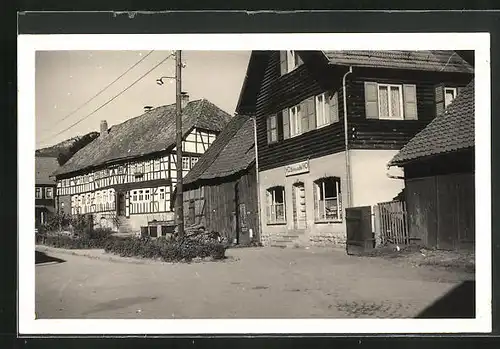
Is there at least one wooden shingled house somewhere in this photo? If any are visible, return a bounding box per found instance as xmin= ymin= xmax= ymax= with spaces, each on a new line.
xmin=179 ymin=114 xmax=258 ymax=245
xmin=53 ymin=96 xmax=231 ymax=234
xmin=389 ymin=79 xmax=475 ymax=250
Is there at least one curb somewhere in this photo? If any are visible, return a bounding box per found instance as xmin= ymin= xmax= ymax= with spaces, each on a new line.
xmin=35 ymin=245 xmax=237 ymax=266
xmin=35 ymin=245 xmax=165 ymax=265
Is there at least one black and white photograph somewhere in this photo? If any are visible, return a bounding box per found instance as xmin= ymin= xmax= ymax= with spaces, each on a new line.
xmin=18 ymin=33 xmax=491 ymax=335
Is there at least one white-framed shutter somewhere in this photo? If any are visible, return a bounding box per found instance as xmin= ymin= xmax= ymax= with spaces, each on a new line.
xmin=434 ymin=83 xmax=445 ymax=117
xmin=279 ymin=51 xmax=287 ymax=75
xmin=329 ymin=91 xmax=339 ymax=123
xmin=307 ymin=96 xmax=316 ymax=130
xmin=403 ymin=84 xmax=418 ymax=120
xmin=364 ymin=82 xmax=379 ymax=119
xmin=282 ymin=109 xmax=290 ymax=140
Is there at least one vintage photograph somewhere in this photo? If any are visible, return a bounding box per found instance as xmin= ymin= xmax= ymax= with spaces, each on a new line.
xmin=33 ymin=47 xmax=477 ymax=321
xmin=18 ymin=30 xmax=491 ymax=335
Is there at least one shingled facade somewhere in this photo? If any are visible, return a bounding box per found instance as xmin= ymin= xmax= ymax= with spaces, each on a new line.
xmin=53 ymin=98 xmax=231 ymax=233
xmin=389 ymin=80 xmax=475 ymax=250
xmin=180 ymin=114 xmax=258 ymax=244
xmin=236 ymin=50 xmax=474 ymax=247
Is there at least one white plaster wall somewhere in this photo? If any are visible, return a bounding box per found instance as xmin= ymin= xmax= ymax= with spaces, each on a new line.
xmin=349 ymin=150 xmax=405 ymax=207
xmin=259 ymin=152 xmax=348 ymax=246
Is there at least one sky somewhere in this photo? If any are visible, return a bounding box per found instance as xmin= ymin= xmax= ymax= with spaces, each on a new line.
xmin=35 ymin=50 xmax=251 ymax=148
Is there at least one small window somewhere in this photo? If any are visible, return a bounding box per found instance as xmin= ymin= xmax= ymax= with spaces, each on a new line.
xmin=444 ymin=87 xmax=457 ymax=108
xmin=139 ymin=190 xmax=144 ymax=201
xmin=182 ymin=157 xmax=190 ymax=170
xmin=378 ymin=84 xmax=403 ymax=120
xmin=315 ymin=92 xmax=331 ymax=127
xmin=314 ymin=177 xmax=342 ymax=222
xmin=286 ymin=50 xmax=302 ymax=73
xmin=266 ymin=186 xmax=286 ymax=224
xmin=266 ymin=114 xmax=278 ymax=144
xmin=191 ymin=157 xmax=199 ymax=168
xmin=45 ymin=187 xmax=54 ymax=199
xmin=35 ymin=187 xmax=42 ymax=199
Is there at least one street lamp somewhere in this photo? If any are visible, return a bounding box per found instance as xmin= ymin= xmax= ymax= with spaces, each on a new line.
xmin=156 ymin=76 xmax=175 ymax=86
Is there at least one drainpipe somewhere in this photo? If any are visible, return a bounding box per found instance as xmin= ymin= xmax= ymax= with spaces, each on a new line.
xmin=252 ymin=116 xmax=262 ymax=244
xmin=342 ymin=66 xmax=353 ymax=208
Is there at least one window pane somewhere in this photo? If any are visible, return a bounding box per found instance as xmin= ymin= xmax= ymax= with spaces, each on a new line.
xmin=379 ymin=86 xmax=389 ymax=117
xmin=274 ymin=188 xmax=284 ymax=203
xmin=445 ymin=90 xmax=455 ymax=107
xmin=324 ymin=179 xmax=336 ymax=198
xmin=275 ymin=203 xmax=284 ymax=221
xmin=390 ymin=86 xmax=401 ymax=118
xmin=325 ymin=198 xmax=339 ymax=220
xmin=270 ymin=114 xmax=277 ymax=128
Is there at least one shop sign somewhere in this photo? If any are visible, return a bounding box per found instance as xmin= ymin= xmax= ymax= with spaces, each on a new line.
xmin=284 ymin=160 xmax=309 ymax=177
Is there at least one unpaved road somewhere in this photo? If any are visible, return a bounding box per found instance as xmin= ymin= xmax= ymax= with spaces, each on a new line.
xmin=35 ymin=247 xmax=474 ymax=319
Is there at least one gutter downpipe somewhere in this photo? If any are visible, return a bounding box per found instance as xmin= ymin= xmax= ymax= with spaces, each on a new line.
xmin=252 ymin=115 xmax=262 ymax=244
xmin=342 ymin=66 xmax=353 ymax=208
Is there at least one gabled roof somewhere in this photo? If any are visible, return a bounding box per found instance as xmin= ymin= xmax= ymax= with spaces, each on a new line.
xmin=36 ymin=156 xmax=59 ymax=185
xmin=183 ymin=114 xmax=255 ymax=186
xmin=389 ymin=79 xmax=474 ymax=166
xmin=54 ymin=99 xmax=231 ymax=177
xmin=324 ymin=50 xmax=474 ymax=73
xmin=236 ymin=50 xmax=473 ymax=115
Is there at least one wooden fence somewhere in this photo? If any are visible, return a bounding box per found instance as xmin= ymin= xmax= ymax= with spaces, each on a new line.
xmin=374 ymin=200 xmax=409 ymax=245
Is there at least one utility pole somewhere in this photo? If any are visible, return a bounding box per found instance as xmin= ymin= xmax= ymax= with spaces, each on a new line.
xmin=175 ymin=50 xmax=184 ymax=237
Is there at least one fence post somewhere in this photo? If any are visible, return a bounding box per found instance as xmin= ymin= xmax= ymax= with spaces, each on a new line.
xmin=373 ymin=205 xmax=381 ymax=247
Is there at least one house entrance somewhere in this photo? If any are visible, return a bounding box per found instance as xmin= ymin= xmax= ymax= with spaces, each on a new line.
xmin=116 ymin=192 xmax=126 ymax=216
xmin=292 ymin=182 xmax=307 ymax=230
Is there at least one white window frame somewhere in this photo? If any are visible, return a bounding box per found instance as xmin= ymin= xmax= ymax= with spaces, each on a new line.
xmin=45 ymin=187 xmax=54 ymax=199
xmin=267 ymin=114 xmax=278 ymax=143
xmin=35 ymin=187 xmax=42 ymax=199
xmin=267 ymin=187 xmax=286 ymax=224
xmin=190 ymin=157 xmax=199 ymax=168
xmin=289 ymin=104 xmax=302 ymax=137
xmin=182 ymin=156 xmax=190 ymax=170
xmin=377 ymin=84 xmax=404 ymax=120
xmin=444 ymin=87 xmax=457 ymax=108
xmin=315 ymin=92 xmax=329 ymax=128
xmin=314 ymin=178 xmax=342 ymax=222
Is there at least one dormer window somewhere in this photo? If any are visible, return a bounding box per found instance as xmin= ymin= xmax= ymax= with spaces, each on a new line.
xmin=280 ymin=50 xmax=304 ymax=75
xmin=444 ymin=87 xmax=457 ymax=108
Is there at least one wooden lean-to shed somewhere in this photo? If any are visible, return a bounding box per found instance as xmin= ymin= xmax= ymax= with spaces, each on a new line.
xmin=178 ymin=114 xmax=258 ymax=245
xmin=389 ymin=79 xmax=475 ymax=250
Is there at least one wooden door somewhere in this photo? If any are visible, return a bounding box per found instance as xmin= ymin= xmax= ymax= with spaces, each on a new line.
xmin=346 ymin=206 xmax=374 ymax=255
xmin=116 ymin=192 xmax=126 ymax=216
xmin=292 ymin=182 xmax=307 ymax=230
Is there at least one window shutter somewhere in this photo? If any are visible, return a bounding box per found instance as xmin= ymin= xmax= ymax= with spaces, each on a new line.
xmin=282 ymin=108 xmax=290 ymax=140
xmin=364 ymin=82 xmax=379 ymax=119
xmin=282 ymin=187 xmax=286 ymax=221
xmin=403 ymin=84 xmax=418 ymax=120
xmin=307 ymin=96 xmax=316 ymax=130
xmin=279 ymin=51 xmax=287 ymax=75
xmin=300 ymin=100 xmax=309 ymax=133
xmin=266 ymin=116 xmax=272 ymax=143
xmin=265 ymin=190 xmax=271 ymax=222
xmin=434 ymin=83 xmax=445 ymax=117
xmin=329 ymin=91 xmax=339 ymax=123
xmin=313 ymin=183 xmax=318 ymax=220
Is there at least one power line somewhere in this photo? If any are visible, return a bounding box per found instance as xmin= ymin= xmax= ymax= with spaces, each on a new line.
xmin=38 ymin=53 xmax=175 ymax=145
xmin=41 ymin=50 xmax=154 ymax=132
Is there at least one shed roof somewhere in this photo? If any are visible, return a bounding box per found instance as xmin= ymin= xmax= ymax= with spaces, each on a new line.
xmin=183 ymin=114 xmax=255 ymax=186
xmin=54 ymin=99 xmax=231 ymax=177
xmin=36 ymin=156 xmax=59 ymax=185
xmin=389 ymin=79 xmax=475 ymax=166
xmin=324 ymin=50 xmax=474 ymax=73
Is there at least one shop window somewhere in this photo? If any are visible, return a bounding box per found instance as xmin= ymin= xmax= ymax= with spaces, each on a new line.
xmin=266 ymin=186 xmax=286 ymax=224
xmin=314 ymin=177 xmax=342 ymax=222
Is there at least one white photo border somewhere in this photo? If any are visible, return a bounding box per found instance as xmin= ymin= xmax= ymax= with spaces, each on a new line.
xmin=18 ymin=33 xmax=491 ymax=335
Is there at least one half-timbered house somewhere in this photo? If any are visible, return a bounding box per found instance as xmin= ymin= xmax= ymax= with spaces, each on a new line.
xmin=389 ymin=79 xmax=475 ymax=250
xmin=236 ymin=50 xmax=474 ymax=247
xmin=53 ymin=96 xmax=231 ymax=233
xmin=180 ymin=114 xmax=258 ymax=244
xmin=35 ymin=156 xmax=59 ymax=227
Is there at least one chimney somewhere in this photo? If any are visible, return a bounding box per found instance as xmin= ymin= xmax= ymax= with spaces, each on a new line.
xmin=144 ymin=106 xmax=154 ymax=113
xmin=100 ymin=120 xmax=108 ymax=136
xmin=181 ymin=92 xmax=189 ymax=109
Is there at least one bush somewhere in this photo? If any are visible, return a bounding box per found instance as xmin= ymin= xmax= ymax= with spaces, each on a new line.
xmin=104 ymin=235 xmax=226 ymax=262
xmin=39 ymin=228 xmax=115 ymax=250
